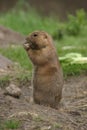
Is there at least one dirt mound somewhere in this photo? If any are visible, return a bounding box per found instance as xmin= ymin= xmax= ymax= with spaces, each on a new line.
xmin=0 ymin=26 xmax=25 ymax=47
xmin=0 ymin=54 xmax=13 ymax=75
xmin=0 ymin=74 xmax=87 ymax=130
xmin=0 ymin=26 xmax=25 ymax=75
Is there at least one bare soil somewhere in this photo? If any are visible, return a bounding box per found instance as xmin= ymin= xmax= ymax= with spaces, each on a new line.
xmin=0 ymin=26 xmax=25 ymax=47
xmin=0 ymin=73 xmax=87 ymax=130
xmin=0 ymin=55 xmax=13 ymax=71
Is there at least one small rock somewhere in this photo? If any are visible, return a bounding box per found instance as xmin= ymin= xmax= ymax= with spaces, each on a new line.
xmin=41 ymin=126 xmax=52 ymax=130
xmin=5 ymin=84 xmax=21 ymax=98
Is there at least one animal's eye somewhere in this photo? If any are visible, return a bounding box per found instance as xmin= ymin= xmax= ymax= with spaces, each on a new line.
xmin=33 ymin=33 xmax=38 ymax=37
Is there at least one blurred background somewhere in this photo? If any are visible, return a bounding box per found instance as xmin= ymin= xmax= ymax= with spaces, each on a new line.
xmin=0 ymin=0 xmax=87 ymax=20
xmin=0 ymin=0 xmax=87 ymax=76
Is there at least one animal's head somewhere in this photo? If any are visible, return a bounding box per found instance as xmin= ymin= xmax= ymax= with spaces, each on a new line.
xmin=24 ymin=31 xmax=53 ymax=51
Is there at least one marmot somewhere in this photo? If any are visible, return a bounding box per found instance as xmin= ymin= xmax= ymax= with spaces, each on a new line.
xmin=24 ymin=31 xmax=63 ymax=108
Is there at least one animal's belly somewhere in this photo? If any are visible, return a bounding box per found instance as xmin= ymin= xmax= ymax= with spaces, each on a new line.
xmin=33 ymin=73 xmax=63 ymax=94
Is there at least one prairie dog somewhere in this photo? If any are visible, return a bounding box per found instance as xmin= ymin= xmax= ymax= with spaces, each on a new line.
xmin=24 ymin=31 xmax=63 ymax=108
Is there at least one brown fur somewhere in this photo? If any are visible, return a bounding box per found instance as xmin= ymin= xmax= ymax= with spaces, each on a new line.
xmin=24 ymin=31 xmax=63 ymax=108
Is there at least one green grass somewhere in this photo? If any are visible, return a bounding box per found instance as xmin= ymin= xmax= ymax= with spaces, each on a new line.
xmin=0 ymin=10 xmax=60 ymax=35
xmin=4 ymin=120 xmax=20 ymax=129
xmin=0 ymin=9 xmax=87 ymax=77
xmin=0 ymin=75 xmax=10 ymax=88
xmin=53 ymin=122 xmax=62 ymax=128
xmin=0 ymin=45 xmax=87 ymax=77
xmin=0 ymin=46 xmax=32 ymax=70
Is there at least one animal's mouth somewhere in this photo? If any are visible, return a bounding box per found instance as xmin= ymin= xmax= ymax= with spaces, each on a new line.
xmin=24 ymin=38 xmax=46 ymax=51
xmin=29 ymin=41 xmax=39 ymax=50
xmin=24 ymin=40 xmax=39 ymax=50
